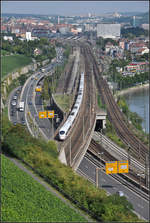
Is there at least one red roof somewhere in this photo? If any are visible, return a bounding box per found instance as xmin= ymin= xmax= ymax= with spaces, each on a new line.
xmin=1 ymin=25 xmax=7 ymax=30
xmin=129 ymin=62 xmax=147 ymax=66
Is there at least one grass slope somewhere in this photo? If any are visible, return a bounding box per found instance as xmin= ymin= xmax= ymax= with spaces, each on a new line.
xmin=2 ymin=54 xmax=32 ymax=78
xmin=1 ymin=155 xmax=87 ymax=222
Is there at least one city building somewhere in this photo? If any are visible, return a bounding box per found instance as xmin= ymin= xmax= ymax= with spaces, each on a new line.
xmin=31 ymin=28 xmax=50 ymax=37
xmin=113 ymin=12 xmax=121 ymax=18
xmin=97 ymin=23 xmax=121 ymax=39
xmin=105 ymin=42 xmax=114 ymax=53
xmin=26 ymin=32 xmax=32 ymax=41
xmin=133 ymin=16 xmax=136 ymax=27
xmin=137 ymin=47 xmax=149 ymax=55
xmin=119 ymin=40 xmax=125 ymax=49
xmin=34 ymin=48 xmax=42 ymax=56
xmin=124 ymin=62 xmax=149 ymax=74
xmin=3 ymin=36 xmax=13 ymax=41
xmin=58 ymin=26 xmax=70 ymax=34
xmin=141 ymin=24 xmax=149 ymax=30
xmin=129 ymin=42 xmax=148 ymax=54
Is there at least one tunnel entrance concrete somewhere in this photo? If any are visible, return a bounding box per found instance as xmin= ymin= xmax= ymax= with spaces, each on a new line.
xmin=95 ymin=119 xmax=103 ymax=131
xmin=95 ymin=108 xmax=107 ymax=131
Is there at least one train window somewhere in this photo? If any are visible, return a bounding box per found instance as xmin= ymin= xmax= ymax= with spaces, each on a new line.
xmin=60 ymin=131 xmax=65 ymax=135
xmin=71 ymin=112 xmax=74 ymax=115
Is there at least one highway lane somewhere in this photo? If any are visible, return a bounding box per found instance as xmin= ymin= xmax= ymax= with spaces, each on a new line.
xmin=9 ymin=48 xmax=67 ymax=137
xmin=23 ymin=56 xmax=63 ymax=139
xmin=18 ymin=74 xmax=39 ymax=125
xmin=77 ymin=156 xmax=149 ymax=221
xmin=9 ymin=86 xmax=22 ymax=125
xmin=24 ymin=74 xmax=51 ymax=140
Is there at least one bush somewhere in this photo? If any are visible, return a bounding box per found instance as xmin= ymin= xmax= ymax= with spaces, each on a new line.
xmin=2 ymin=155 xmax=87 ymax=222
xmin=2 ymin=108 xmax=139 ymax=222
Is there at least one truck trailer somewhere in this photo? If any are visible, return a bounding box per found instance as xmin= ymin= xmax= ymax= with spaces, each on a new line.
xmin=19 ymin=102 xmax=24 ymax=111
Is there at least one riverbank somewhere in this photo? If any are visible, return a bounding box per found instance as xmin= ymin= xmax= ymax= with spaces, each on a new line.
xmin=115 ymin=83 xmax=149 ymax=97
xmin=115 ymin=83 xmax=149 ymax=134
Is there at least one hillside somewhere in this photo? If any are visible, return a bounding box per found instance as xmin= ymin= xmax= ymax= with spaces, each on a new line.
xmin=1 ymin=155 xmax=87 ymax=222
xmin=2 ymin=54 xmax=32 ymax=78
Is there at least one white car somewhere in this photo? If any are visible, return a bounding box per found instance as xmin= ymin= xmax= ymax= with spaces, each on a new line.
xmin=11 ymin=100 xmax=17 ymax=106
xmin=116 ymin=191 xmax=124 ymax=197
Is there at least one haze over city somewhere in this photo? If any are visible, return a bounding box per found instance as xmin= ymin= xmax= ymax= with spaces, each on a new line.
xmin=2 ymin=1 xmax=149 ymax=15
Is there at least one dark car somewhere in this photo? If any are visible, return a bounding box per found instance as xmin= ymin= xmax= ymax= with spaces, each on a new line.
xmin=28 ymin=101 xmax=32 ymax=105
xmin=13 ymin=95 xmax=17 ymax=100
xmin=21 ymin=118 xmax=26 ymax=125
xmin=22 ymin=121 xmax=26 ymax=125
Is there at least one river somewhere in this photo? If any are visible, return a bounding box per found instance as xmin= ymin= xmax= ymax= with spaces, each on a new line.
xmin=124 ymin=87 xmax=149 ymax=133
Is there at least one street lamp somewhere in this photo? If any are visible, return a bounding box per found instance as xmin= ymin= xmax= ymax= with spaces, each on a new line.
xmin=96 ymin=152 xmax=104 ymax=188
xmin=137 ymin=172 xmax=145 ymax=191
xmin=98 ymin=152 xmax=104 ymax=161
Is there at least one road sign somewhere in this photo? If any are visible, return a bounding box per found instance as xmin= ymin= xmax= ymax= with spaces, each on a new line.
xmin=118 ymin=160 xmax=129 ymax=173
xmin=39 ymin=111 xmax=47 ymax=119
xmin=47 ymin=110 xmax=54 ymax=118
xmin=106 ymin=161 xmax=117 ymax=174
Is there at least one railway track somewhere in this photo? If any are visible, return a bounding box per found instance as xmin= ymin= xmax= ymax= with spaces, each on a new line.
xmin=93 ymin=131 xmax=146 ymax=174
xmin=84 ymin=149 xmax=149 ymax=201
xmin=88 ymin=139 xmax=148 ymax=188
xmin=84 ymin=45 xmax=149 ymax=164
xmin=63 ymin=59 xmax=75 ymax=93
xmin=59 ymin=45 xmax=96 ymax=166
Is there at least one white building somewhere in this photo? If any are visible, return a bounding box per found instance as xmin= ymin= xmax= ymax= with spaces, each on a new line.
xmin=141 ymin=24 xmax=149 ymax=30
xmin=26 ymin=32 xmax=32 ymax=41
xmin=97 ymin=24 xmax=121 ymax=39
xmin=3 ymin=36 xmax=13 ymax=41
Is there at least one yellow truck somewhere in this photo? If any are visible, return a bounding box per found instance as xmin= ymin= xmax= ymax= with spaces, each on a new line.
xmin=35 ymin=86 xmax=42 ymax=92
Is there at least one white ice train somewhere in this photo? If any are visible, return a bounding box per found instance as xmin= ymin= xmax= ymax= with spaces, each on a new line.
xmin=59 ymin=72 xmax=84 ymax=140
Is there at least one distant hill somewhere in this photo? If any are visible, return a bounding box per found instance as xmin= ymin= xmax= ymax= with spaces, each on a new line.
xmin=2 ymin=13 xmax=58 ymax=18
xmin=102 ymin=11 xmax=149 ymax=26
xmin=120 ymin=11 xmax=148 ymax=16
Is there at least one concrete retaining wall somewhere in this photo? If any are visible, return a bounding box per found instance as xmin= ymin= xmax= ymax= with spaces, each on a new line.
xmin=1 ymin=59 xmax=50 ymax=109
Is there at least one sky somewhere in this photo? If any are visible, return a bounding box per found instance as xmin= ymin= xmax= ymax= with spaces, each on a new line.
xmin=2 ymin=1 xmax=149 ymax=16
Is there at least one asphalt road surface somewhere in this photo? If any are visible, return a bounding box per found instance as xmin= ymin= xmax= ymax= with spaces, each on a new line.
xmin=77 ymin=156 xmax=149 ymax=221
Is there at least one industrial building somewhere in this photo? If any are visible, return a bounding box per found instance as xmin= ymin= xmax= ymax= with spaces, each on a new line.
xmin=97 ymin=23 xmax=121 ymax=39
xmin=31 ymin=28 xmax=50 ymax=37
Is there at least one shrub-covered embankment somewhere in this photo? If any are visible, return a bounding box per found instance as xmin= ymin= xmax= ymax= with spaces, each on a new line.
xmin=2 ymin=155 xmax=87 ymax=222
xmin=2 ymin=107 xmax=140 ymax=222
